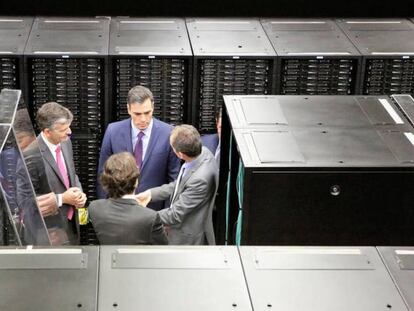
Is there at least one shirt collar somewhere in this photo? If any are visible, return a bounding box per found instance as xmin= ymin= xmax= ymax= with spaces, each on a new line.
xmin=131 ymin=118 xmax=154 ymax=137
xmin=40 ymin=132 xmax=60 ymax=152
xmin=183 ymin=153 xmax=200 ymax=172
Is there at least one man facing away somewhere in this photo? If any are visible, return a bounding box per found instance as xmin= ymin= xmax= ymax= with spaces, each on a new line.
xmin=137 ymin=125 xmax=219 ymax=245
xmin=97 ymin=85 xmax=181 ymax=211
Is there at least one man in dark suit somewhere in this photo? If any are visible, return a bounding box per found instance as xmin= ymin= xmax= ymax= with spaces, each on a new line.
xmin=97 ymin=85 xmax=181 ymax=211
xmin=137 ymin=125 xmax=219 ymax=245
xmin=89 ymin=152 xmax=167 ymax=245
xmin=201 ymin=110 xmax=222 ymax=164
xmin=34 ymin=102 xmax=87 ymax=244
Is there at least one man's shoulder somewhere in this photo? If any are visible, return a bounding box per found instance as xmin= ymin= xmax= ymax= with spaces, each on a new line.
xmin=153 ymin=118 xmax=174 ymax=132
xmin=201 ymin=133 xmax=218 ymax=143
xmin=107 ymin=118 xmax=130 ymax=131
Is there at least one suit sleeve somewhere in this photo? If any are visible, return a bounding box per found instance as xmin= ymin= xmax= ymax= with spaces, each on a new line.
xmin=150 ymin=181 xmax=176 ymax=202
xmin=157 ymin=177 xmax=209 ymax=226
xmin=150 ymin=213 xmax=168 ymax=245
xmin=97 ymin=125 xmax=113 ymax=199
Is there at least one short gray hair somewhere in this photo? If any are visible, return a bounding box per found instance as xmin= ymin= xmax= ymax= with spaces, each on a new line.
xmin=36 ymin=102 xmax=73 ymax=131
xmin=127 ymin=85 xmax=154 ymax=107
xmin=170 ymin=125 xmax=202 ymax=158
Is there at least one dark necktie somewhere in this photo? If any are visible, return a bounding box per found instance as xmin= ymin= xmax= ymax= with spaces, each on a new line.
xmin=134 ymin=131 xmax=145 ymax=168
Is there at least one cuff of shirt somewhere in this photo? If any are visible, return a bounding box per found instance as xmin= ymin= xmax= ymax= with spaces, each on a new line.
xmin=57 ymin=194 xmax=63 ymax=207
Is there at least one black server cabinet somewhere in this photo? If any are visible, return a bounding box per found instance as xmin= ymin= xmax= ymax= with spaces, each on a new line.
xmin=0 ymin=17 xmax=33 ymax=95
xmin=109 ymin=18 xmax=192 ymax=125
xmin=337 ymin=19 xmax=414 ymax=95
xmin=219 ymin=94 xmax=414 ymax=246
xmin=24 ymin=17 xmax=110 ymax=245
xmin=186 ymin=18 xmax=276 ymax=133
xmin=261 ymin=18 xmax=362 ymax=95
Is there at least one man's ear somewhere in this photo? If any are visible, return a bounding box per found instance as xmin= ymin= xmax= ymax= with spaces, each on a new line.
xmin=43 ymin=128 xmax=51 ymax=138
xmin=176 ymin=151 xmax=183 ymax=160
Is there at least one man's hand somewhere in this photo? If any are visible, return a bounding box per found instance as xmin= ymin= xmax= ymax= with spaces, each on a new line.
xmin=37 ymin=192 xmax=58 ymax=217
xmin=74 ymin=192 xmax=87 ymax=208
xmin=62 ymin=187 xmax=87 ymax=208
xmin=136 ymin=190 xmax=151 ymax=207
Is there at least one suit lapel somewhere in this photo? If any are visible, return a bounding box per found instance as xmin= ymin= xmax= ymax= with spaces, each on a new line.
xmin=37 ymin=135 xmax=67 ymax=187
xmin=123 ymin=119 xmax=134 ymax=154
xmin=174 ymin=149 xmax=206 ymax=199
xmin=140 ymin=118 xmax=160 ymax=171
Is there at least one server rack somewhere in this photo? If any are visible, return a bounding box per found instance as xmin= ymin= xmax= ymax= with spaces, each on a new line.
xmin=219 ymin=95 xmax=414 ymax=245
xmin=240 ymin=246 xmax=408 ymax=311
xmin=24 ymin=17 xmax=110 ymax=244
xmin=109 ymin=18 xmax=192 ymax=125
xmin=336 ymin=19 xmax=414 ymax=95
xmin=186 ymin=18 xmax=276 ymax=133
xmin=261 ymin=18 xmax=361 ymax=95
xmin=0 ymin=17 xmax=33 ymax=94
xmin=377 ymin=247 xmax=414 ymax=311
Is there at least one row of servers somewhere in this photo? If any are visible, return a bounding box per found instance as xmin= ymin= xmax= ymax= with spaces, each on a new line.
xmin=1 ymin=246 xmax=414 ymax=311
xmin=1 ymin=17 xmax=414 ymax=244
xmin=2 ymin=17 xmax=414 ymax=130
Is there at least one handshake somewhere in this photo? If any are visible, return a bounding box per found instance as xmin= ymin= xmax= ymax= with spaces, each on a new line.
xmin=135 ymin=190 xmax=152 ymax=207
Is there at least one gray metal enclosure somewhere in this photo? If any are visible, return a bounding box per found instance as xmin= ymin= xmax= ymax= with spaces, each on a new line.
xmin=0 ymin=246 xmax=99 ymax=311
xmin=0 ymin=17 xmax=33 ymax=91
xmin=186 ymin=18 xmax=276 ymax=133
xmin=239 ymin=246 xmax=409 ymax=311
xmin=109 ymin=17 xmax=192 ymax=125
xmin=97 ymin=246 xmax=252 ymax=311
xmin=336 ymin=19 xmax=414 ymax=95
xmin=378 ymin=247 xmax=414 ymax=310
xmin=261 ymin=18 xmax=361 ymax=95
xmin=219 ymin=94 xmax=414 ymax=245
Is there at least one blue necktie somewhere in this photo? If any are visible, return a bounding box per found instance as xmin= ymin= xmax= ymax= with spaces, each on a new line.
xmin=134 ymin=131 xmax=145 ymax=169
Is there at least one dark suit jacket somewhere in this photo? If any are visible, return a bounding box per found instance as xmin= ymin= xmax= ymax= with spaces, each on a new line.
xmin=201 ymin=134 xmax=219 ymax=155
xmin=97 ymin=118 xmax=181 ymax=211
xmin=89 ymin=198 xmax=168 ymax=245
xmin=152 ymin=147 xmax=219 ymax=245
xmin=37 ymin=135 xmax=81 ymax=244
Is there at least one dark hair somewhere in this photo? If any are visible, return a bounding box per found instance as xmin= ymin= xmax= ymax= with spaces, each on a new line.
xmin=36 ymin=102 xmax=73 ymax=131
xmin=100 ymin=152 xmax=140 ymax=199
xmin=170 ymin=124 xmax=202 ymax=158
xmin=127 ymin=85 xmax=154 ymax=107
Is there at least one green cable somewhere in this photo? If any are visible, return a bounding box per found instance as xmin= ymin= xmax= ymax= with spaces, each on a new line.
xmin=224 ymin=134 xmax=233 ymax=245
xmin=235 ymin=158 xmax=244 ymax=245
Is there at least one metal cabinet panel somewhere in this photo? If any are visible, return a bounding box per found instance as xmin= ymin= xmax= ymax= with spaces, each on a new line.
xmin=240 ymin=246 xmax=408 ymax=311
xmin=0 ymin=246 xmax=99 ymax=311
xmin=98 ymin=246 xmax=252 ymax=311
xmin=378 ymin=247 xmax=414 ymax=310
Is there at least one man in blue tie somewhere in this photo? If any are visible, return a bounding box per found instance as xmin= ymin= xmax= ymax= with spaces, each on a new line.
xmin=97 ymin=85 xmax=181 ymax=211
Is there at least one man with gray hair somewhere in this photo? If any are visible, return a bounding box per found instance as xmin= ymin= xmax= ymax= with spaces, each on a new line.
xmin=137 ymin=125 xmax=219 ymax=245
xmin=97 ymin=85 xmax=180 ymax=211
xmin=32 ymin=102 xmax=86 ymax=244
